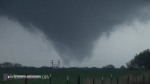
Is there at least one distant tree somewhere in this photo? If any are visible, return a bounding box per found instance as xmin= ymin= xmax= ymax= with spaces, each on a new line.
xmin=120 ymin=65 xmax=126 ymax=69
xmin=14 ymin=63 xmax=22 ymax=67
xmin=126 ymin=49 xmax=150 ymax=69
xmin=0 ymin=62 xmax=13 ymax=68
xmin=91 ymin=67 xmax=97 ymax=69
xmin=40 ymin=66 xmax=49 ymax=68
xmin=103 ymin=64 xmax=115 ymax=69
xmin=0 ymin=62 xmax=23 ymax=68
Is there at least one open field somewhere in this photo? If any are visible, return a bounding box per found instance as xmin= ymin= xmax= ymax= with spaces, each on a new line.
xmin=0 ymin=68 xmax=149 ymax=84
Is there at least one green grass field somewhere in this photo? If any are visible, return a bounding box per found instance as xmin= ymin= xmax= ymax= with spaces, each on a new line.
xmin=0 ymin=68 xmax=149 ymax=84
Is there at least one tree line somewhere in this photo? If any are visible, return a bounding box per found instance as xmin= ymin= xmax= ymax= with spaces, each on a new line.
xmin=1 ymin=49 xmax=150 ymax=69
xmin=0 ymin=62 xmax=22 ymax=68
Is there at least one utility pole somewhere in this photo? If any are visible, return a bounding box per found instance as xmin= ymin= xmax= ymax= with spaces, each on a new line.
xmin=58 ymin=60 xmax=60 ymax=68
xmin=50 ymin=60 xmax=60 ymax=68
xmin=51 ymin=60 xmax=53 ymax=68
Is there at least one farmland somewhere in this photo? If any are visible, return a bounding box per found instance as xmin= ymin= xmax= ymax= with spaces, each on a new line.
xmin=0 ymin=67 xmax=149 ymax=84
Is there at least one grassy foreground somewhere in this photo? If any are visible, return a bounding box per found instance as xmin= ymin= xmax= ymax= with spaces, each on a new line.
xmin=0 ymin=67 xmax=149 ymax=84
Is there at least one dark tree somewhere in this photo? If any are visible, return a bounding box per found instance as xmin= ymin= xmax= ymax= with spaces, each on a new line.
xmin=120 ymin=65 xmax=126 ymax=69
xmin=103 ymin=64 xmax=115 ymax=69
xmin=126 ymin=59 xmax=135 ymax=69
xmin=14 ymin=63 xmax=22 ymax=67
xmin=0 ymin=62 xmax=22 ymax=68
xmin=126 ymin=49 xmax=150 ymax=69
xmin=0 ymin=62 xmax=13 ymax=68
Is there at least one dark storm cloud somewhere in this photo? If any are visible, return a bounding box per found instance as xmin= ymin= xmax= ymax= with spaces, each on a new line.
xmin=0 ymin=0 xmax=149 ymax=63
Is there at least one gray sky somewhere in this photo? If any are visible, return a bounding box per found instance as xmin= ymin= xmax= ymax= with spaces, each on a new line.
xmin=0 ymin=0 xmax=150 ymax=67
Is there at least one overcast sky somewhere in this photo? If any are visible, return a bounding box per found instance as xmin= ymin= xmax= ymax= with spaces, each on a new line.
xmin=0 ymin=0 xmax=150 ymax=68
